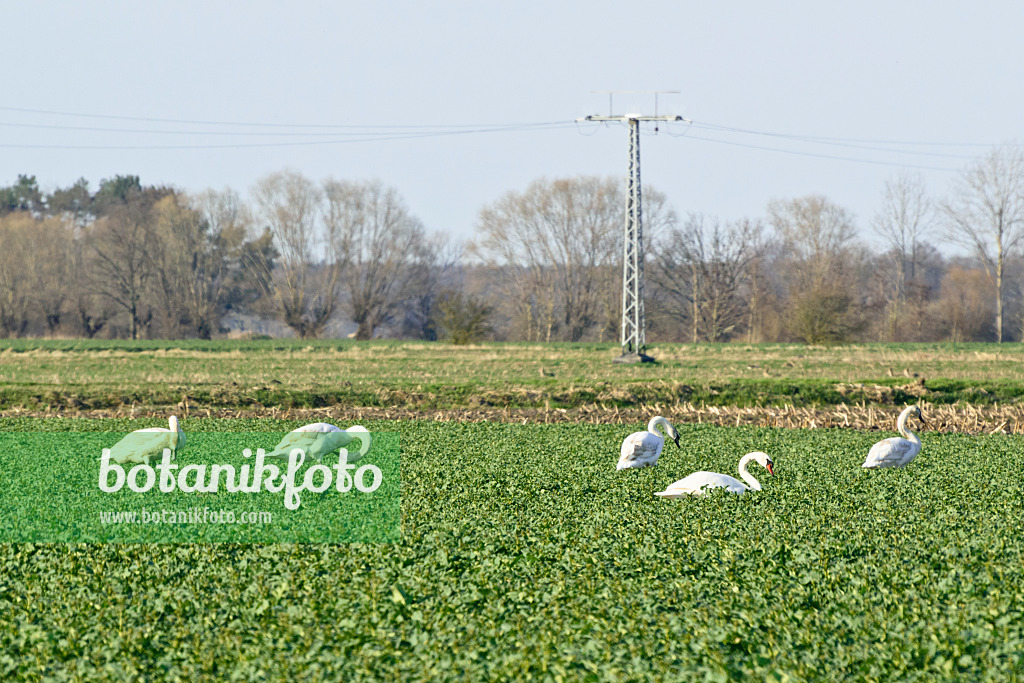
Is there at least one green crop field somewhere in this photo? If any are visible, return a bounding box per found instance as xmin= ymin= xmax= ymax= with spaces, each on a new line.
xmin=2 ymin=342 xmax=1023 ymax=680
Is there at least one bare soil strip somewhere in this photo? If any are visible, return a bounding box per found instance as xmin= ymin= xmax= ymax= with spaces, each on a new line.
xmin=5 ymin=401 xmax=1024 ymax=434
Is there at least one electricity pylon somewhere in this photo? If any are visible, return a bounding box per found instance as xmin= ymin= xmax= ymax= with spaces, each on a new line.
xmin=578 ymin=101 xmax=683 ymax=363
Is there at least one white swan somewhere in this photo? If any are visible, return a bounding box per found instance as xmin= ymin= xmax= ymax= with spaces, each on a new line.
xmin=266 ymin=422 xmax=372 ymax=463
xmin=106 ymin=416 xmax=186 ymax=466
xmin=655 ymin=451 xmax=775 ymax=497
xmin=862 ymin=405 xmax=925 ymax=468
xmin=617 ymin=416 xmax=681 ymax=470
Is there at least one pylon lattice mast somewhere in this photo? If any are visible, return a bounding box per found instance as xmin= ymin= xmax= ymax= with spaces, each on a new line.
xmin=578 ymin=108 xmax=683 ymax=362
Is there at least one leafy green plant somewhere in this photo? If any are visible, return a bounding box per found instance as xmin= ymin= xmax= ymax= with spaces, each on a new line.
xmin=1 ymin=417 xmax=1022 ymax=680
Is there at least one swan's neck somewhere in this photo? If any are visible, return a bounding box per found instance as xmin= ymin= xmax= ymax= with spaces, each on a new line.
xmin=168 ymin=416 xmax=180 ymax=449
xmin=896 ymin=408 xmax=920 ymax=446
xmin=346 ymin=426 xmax=371 ymax=458
xmin=647 ymin=416 xmax=667 ymax=438
xmin=737 ymin=453 xmax=762 ymax=491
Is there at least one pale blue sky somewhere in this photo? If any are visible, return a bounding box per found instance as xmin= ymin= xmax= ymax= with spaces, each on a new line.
xmin=3 ymin=1 xmax=1022 ymax=244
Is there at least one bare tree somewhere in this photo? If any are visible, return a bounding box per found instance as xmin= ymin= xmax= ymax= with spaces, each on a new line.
xmin=69 ymin=237 xmax=114 ymax=338
xmin=323 ymin=179 xmax=440 ymax=340
xmin=192 ymin=188 xmax=272 ymax=319
xmin=873 ymin=173 xmax=936 ymax=340
xmin=30 ymin=217 xmax=75 ymax=334
xmin=472 ymin=176 xmax=661 ymax=342
xmin=89 ymin=201 xmax=157 ymax=339
xmin=742 ymin=238 xmax=790 ymax=342
xmin=0 ymin=213 xmax=35 ymax=336
xmin=148 ymin=194 xmax=249 ymax=339
xmin=930 ymin=265 xmax=996 ymax=342
xmin=651 ymin=215 xmax=763 ymax=342
xmin=192 ymin=187 xmax=248 ymax=252
xmin=247 ymin=171 xmax=339 ymax=338
xmin=395 ymin=236 xmax=460 ymax=340
xmin=0 ymin=214 xmax=75 ymax=336
xmin=768 ymin=195 xmax=860 ymax=343
xmin=942 ymin=145 xmax=1024 ymax=342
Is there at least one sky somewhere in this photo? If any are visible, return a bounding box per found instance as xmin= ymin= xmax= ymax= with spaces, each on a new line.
xmin=4 ymin=1 xmax=1023 ymax=247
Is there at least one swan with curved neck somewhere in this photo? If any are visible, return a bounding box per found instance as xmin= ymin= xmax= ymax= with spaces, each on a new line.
xmin=862 ymin=405 xmax=925 ymax=468
xmin=655 ymin=451 xmax=775 ymax=497
xmin=267 ymin=423 xmax=372 ymax=463
xmin=617 ymin=416 xmax=681 ymax=470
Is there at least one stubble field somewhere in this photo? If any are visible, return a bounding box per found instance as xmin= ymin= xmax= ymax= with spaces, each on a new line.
xmin=3 ymin=340 xmax=1024 ymax=415
xmin=1 ymin=341 xmax=1023 ymax=680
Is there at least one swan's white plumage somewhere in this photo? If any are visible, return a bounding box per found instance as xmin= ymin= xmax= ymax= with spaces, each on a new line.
xmin=106 ymin=416 xmax=185 ymax=466
xmin=863 ymin=436 xmax=920 ymax=468
xmin=618 ymin=432 xmax=662 ymax=469
xmin=656 ymin=471 xmax=749 ymax=496
xmin=617 ymin=416 xmax=680 ymax=470
xmin=655 ymin=451 xmax=774 ymax=498
xmin=266 ymin=422 xmax=372 ymax=462
xmin=862 ymin=405 xmax=924 ymax=469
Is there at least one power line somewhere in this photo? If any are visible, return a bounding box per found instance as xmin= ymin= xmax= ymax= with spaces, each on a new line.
xmin=0 ymin=120 xmax=505 ymax=137
xmin=0 ymin=105 xmax=569 ymax=131
xmin=0 ymin=102 xmax=1009 ymax=170
xmin=676 ymin=129 xmax=961 ymax=172
xmin=0 ymin=122 xmax=577 ymax=150
xmin=3 ymin=103 xmax=1014 ymax=149
xmin=685 ymin=123 xmax=980 ymax=161
xmin=688 ymin=120 xmax=1018 ymax=149
xmin=591 ymin=118 xmax=967 ymax=171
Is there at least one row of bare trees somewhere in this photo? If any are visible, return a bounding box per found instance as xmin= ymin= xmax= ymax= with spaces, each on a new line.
xmin=245 ymin=172 xmax=453 ymax=339
xmin=466 ymin=146 xmax=1024 ymax=344
xmin=0 ymin=172 xmax=456 ymax=340
xmin=1 ymin=144 xmax=1022 ymax=342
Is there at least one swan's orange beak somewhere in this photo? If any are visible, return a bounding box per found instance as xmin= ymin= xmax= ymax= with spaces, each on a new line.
xmin=766 ymin=462 xmax=775 ymax=476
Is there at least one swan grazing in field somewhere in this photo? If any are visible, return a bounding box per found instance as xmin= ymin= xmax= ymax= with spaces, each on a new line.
xmin=654 ymin=451 xmax=775 ymax=497
xmin=617 ymin=416 xmax=681 ymax=470
xmin=266 ymin=423 xmax=372 ymax=463
xmin=106 ymin=416 xmax=186 ymax=466
xmin=862 ymin=405 xmax=926 ymax=469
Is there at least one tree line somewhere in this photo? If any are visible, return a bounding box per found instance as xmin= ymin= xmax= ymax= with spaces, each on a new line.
xmin=1 ymin=145 xmax=1023 ymax=343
